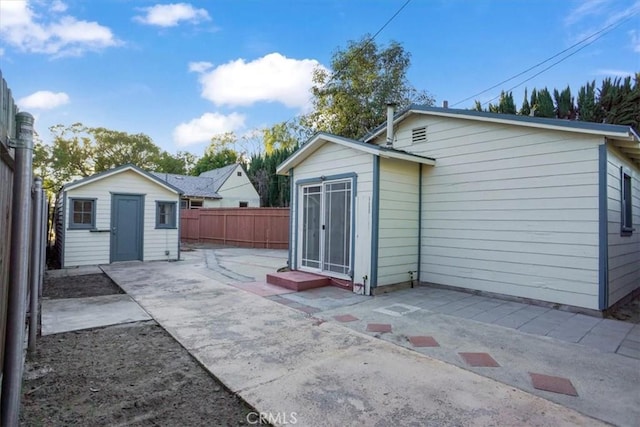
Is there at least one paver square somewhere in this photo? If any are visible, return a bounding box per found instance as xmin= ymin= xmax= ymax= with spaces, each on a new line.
xmin=529 ymin=373 xmax=578 ymax=396
xmin=334 ymin=314 xmax=359 ymax=322
xmin=367 ymin=323 xmax=392 ymax=333
xmin=408 ymin=336 xmax=439 ymax=347
xmin=459 ymin=352 xmax=500 ymax=367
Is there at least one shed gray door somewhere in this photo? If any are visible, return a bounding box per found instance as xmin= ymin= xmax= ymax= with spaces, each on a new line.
xmin=111 ymin=194 xmax=143 ymax=262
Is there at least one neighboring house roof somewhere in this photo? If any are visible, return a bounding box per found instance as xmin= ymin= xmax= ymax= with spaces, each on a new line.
xmin=198 ymin=163 xmax=238 ymax=192
xmin=150 ymin=163 xmax=244 ymax=199
xmin=150 ymin=172 xmax=222 ymax=199
xmin=276 ymin=132 xmax=436 ymax=175
xmin=62 ymin=163 xmax=182 ymax=194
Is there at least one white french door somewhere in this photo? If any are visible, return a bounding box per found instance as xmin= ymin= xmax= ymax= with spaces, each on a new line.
xmin=300 ymin=180 xmax=352 ymax=276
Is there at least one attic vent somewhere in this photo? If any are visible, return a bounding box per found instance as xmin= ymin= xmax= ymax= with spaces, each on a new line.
xmin=412 ymin=126 xmax=427 ymax=143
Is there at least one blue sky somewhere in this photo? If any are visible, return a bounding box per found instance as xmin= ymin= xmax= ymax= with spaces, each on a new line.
xmin=1 ymin=0 xmax=639 ymax=156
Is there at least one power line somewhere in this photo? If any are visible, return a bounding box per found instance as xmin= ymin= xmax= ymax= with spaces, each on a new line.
xmin=452 ymin=8 xmax=640 ymax=107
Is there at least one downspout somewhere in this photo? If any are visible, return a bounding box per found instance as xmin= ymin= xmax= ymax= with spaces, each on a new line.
xmin=386 ymin=102 xmax=396 ymax=146
xmin=598 ymin=144 xmax=609 ymax=310
xmin=417 ymin=163 xmax=423 ymax=287
xmin=288 ymin=168 xmax=294 ymax=269
xmin=370 ymin=155 xmax=380 ymax=294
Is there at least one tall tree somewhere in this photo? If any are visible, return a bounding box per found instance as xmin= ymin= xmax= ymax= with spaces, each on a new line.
xmin=91 ymin=127 xmax=161 ymax=172
xmin=247 ymin=146 xmax=297 ymax=207
xmin=192 ymin=132 xmax=240 ymax=176
xmin=554 ymin=85 xmax=575 ymax=119
xmin=155 ymin=151 xmax=197 ymax=175
xmin=263 ymin=119 xmax=310 ymax=154
xmin=533 ymin=87 xmax=555 ymax=118
xmin=577 ymin=80 xmax=597 ymax=122
xmin=519 ymin=88 xmax=531 ymax=116
xmin=304 ymin=35 xmax=434 ymax=139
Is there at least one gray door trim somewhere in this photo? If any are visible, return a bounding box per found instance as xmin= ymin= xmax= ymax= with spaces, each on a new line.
xmin=110 ymin=193 xmax=145 ymax=262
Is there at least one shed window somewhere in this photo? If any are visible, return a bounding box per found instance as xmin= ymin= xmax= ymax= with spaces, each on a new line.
xmin=156 ymin=202 xmax=177 ymax=229
xmin=190 ymin=200 xmax=203 ymax=209
xmin=180 ymin=199 xmax=189 ymax=209
xmin=69 ymin=198 xmax=95 ymax=229
xmin=239 ymin=201 xmax=248 ymax=208
xmin=621 ymin=168 xmax=633 ymax=235
xmin=237 ymin=171 xmax=242 ymax=177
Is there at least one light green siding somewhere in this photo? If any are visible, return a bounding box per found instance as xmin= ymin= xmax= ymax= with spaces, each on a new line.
xmin=374 ymin=115 xmax=602 ymax=309
xmin=377 ymin=158 xmax=419 ymax=287
xmin=606 ymin=146 xmax=640 ymax=305
xmin=63 ymin=169 xmax=179 ymax=267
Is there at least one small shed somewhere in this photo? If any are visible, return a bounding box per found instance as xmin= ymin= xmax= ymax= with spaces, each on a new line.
xmin=55 ymin=164 xmax=182 ymax=267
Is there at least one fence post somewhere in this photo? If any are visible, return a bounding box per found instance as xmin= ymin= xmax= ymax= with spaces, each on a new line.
xmin=2 ymin=112 xmax=34 ymax=426
xmin=28 ymin=177 xmax=43 ymax=354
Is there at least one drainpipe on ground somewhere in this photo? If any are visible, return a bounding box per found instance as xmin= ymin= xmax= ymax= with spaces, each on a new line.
xmin=2 ymin=112 xmax=35 ymax=427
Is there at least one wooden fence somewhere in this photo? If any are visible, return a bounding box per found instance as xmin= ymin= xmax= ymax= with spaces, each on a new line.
xmin=180 ymin=207 xmax=290 ymax=249
xmin=0 ymin=69 xmax=17 ymax=388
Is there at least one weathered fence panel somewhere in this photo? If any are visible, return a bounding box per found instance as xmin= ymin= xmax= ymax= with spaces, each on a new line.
xmin=181 ymin=208 xmax=289 ymax=249
xmin=0 ymin=69 xmax=17 ymax=391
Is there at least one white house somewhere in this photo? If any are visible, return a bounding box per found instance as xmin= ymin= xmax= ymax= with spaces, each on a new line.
xmin=55 ymin=164 xmax=182 ymax=267
xmin=276 ymin=105 xmax=640 ymax=311
xmin=152 ymin=164 xmax=260 ymax=209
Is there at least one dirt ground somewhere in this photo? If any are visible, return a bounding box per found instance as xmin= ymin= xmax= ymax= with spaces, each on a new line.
xmin=607 ymin=294 xmax=640 ymax=323
xmin=21 ymin=273 xmax=257 ymax=426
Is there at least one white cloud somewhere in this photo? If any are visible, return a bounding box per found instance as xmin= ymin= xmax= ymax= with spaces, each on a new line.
xmin=0 ymin=0 xmax=118 ymax=56
xmin=173 ymin=112 xmax=245 ymax=146
xmin=564 ymin=0 xmax=609 ymax=26
xmin=134 ymin=3 xmax=210 ymax=27
xmin=193 ymin=52 xmax=326 ymax=109
xmin=50 ymin=0 xmax=67 ymax=13
xmin=630 ymin=30 xmax=640 ymax=53
xmin=596 ymin=69 xmax=634 ymax=78
xmin=188 ymin=61 xmax=213 ymax=73
xmin=18 ymin=91 xmax=70 ymax=109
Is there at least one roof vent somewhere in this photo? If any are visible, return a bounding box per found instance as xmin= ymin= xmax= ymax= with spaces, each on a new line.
xmin=412 ymin=126 xmax=427 ymax=143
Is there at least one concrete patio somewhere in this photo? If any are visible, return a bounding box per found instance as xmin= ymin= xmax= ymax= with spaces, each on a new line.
xmin=88 ymin=246 xmax=640 ymax=426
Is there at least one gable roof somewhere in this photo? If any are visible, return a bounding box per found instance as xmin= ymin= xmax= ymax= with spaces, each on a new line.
xmin=276 ymin=132 xmax=436 ymax=175
xmin=150 ymin=172 xmax=221 ymax=199
xmin=198 ymin=163 xmax=238 ymax=192
xmin=364 ymin=105 xmax=640 ymax=143
xmin=62 ymin=164 xmax=182 ymax=194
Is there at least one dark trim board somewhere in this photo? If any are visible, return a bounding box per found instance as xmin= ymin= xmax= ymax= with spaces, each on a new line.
xmin=598 ymin=144 xmax=609 ymax=310
xmin=370 ymin=155 xmax=380 ymax=292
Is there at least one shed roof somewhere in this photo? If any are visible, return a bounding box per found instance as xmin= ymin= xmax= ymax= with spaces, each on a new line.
xmin=276 ymin=132 xmax=436 ymax=175
xmin=198 ymin=163 xmax=238 ymax=192
xmin=62 ymin=164 xmax=182 ymax=194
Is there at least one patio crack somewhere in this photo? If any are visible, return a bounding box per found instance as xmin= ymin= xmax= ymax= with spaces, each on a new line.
xmin=204 ymin=250 xmax=254 ymax=282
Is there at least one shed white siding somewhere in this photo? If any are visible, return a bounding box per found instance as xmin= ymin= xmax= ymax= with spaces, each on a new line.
xmin=213 ymin=166 xmax=260 ymax=207
xmin=63 ymin=169 xmax=179 ymax=267
xmin=606 ymin=146 xmax=640 ymax=305
xmin=377 ymin=157 xmax=419 ymax=287
xmin=376 ymin=115 xmax=602 ymax=309
xmin=291 ymin=142 xmax=373 ymax=286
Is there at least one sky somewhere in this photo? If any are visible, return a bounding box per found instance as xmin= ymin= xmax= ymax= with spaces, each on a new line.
xmin=0 ymin=0 xmax=639 ymax=156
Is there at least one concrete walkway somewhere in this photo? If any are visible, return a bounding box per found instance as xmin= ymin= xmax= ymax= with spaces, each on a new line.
xmin=41 ymin=294 xmax=151 ymax=335
xmin=101 ymin=248 xmax=639 ymax=426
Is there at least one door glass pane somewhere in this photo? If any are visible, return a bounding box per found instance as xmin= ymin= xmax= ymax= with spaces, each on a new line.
xmin=302 ymin=186 xmax=321 ymax=269
xmin=323 ymin=181 xmax=351 ymax=274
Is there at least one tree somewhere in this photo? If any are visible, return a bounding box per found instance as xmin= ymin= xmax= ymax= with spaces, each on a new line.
xmin=47 ymin=123 xmax=95 ymax=187
xmin=156 ymin=151 xmax=197 ymax=175
xmin=519 ymin=88 xmax=531 ymax=116
xmin=488 ymin=91 xmax=516 ymax=114
xmin=304 ymin=35 xmax=434 ymax=140
xmin=247 ymin=146 xmax=297 ymax=207
xmin=191 ymin=132 xmax=240 ymax=176
xmin=577 ymin=80 xmax=597 ymax=122
xmin=263 ymin=119 xmax=310 ymax=154
xmin=533 ymin=87 xmax=555 ymax=118
xmin=554 ymin=85 xmax=575 ymax=119
xmin=91 ymin=127 xmax=161 ymax=172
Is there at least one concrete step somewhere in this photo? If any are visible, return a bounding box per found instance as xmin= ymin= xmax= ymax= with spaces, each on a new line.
xmin=266 ymin=271 xmax=331 ymax=291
